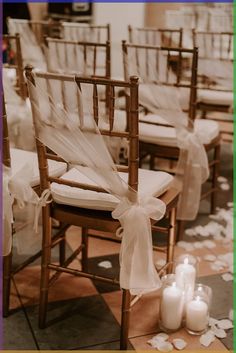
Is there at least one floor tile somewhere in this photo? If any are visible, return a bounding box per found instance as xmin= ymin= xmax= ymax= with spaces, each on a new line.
xmin=130 ymin=330 xmax=229 ymax=351
xmin=25 ymin=295 xmax=121 ymax=350
xmin=3 ymin=307 xmax=37 ymax=349
xmin=81 ymin=339 xmax=134 ymax=350
xmin=86 ymin=253 xmax=120 ymax=293
xmin=103 ymin=289 xmax=161 ymax=338
xmin=220 ymin=328 xmax=233 ymax=351
xmin=13 ymin=261 xmax=98 ymax=308
xmin=66 ymin=226 xmax=121 ymax=258
xmin=198 ymin=274 xmax=233 ymax=320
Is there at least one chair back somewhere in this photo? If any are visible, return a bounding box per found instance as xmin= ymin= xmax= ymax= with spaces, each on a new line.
xmin=3 ymin=34 xmax=27 ymax=100
xmin=25 ymin=67 xmax=139 ymax=194
xmin=45 ymin=37 xmax=111 ymax=78
xmin=61 ymin=22 xmax=110 ymax=43
xmin=2 ymin=94 xmax=11 ymax=168
xmin=128 ymin=25 xmax=183 ymax=48
xmin=122 ymin=41 xmax=198 ymax=121
xmin=192 ymin=30 xmax=233 ymax=89
xmin=7 ymin=18 xmax=59 ymax=47
xmin=192 ymin=30 xmax=233 ymax=61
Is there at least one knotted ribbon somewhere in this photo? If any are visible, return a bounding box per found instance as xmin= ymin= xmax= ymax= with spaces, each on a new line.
xmin=112 ymin=193 xmax=166 ymax=295
xmin=3 ymin=163 xmax=40 ymax=256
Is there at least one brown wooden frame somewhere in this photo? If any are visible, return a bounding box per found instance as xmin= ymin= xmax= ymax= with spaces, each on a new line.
xmin=122 ymin=42 xmax=221 ymax=237
xmin=3 ymin=34 xmax=27 ymax=100
xmin=25 ymin=66 xmax=179 ymax=349
xmin=2 ymin=93 xmax=69 ymax=318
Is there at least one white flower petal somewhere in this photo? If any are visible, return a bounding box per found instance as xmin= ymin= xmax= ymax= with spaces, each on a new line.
xmin=200 ymin=331 xmax=216 ymax=347
xmin=98 ymin=260 xmax=112 ymax=269
xmin=217 ymin=319 xmax=234 ymax=330
xmin=156 ymin=341 xmax=173 ymax=352
xmin=172 ymin=338 xmax=187 ymax=350
xmin=221 ymin=273 xmax=233 ymax=282
xmin=203 ymin=254 xmax=217 ymax=262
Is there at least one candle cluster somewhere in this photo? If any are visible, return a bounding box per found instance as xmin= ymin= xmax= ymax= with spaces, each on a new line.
xmin=159 ymin=255 xmax=211 ymax=335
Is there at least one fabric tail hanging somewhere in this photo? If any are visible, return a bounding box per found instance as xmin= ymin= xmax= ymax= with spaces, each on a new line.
xmin=123 ymin=45 xmax=209 ymax=220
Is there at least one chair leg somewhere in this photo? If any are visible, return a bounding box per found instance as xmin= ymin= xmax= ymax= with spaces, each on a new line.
xmin=167 ymin=208 xmax=177 ymax=268
xmin=201 ymin=109 xmax=207 ymax=119
xmin=211 ymin=143 xmax=220 ymax=214
xmin=120 ymin=289 xmax=131 ymax=350
xmin=59 ymin=236 xmax=66 ymax=266
xmin=3 ymin=251 xmax=12 ymax=317
xmin=176 ymin=220 xmax=185 ymax=242
xmin=38 ymin=205 xmax=52 ymax=329
xmin=81 ymin=228 xmax=88 ymax=271
xmin=150 ymin=154 xmax=155 ymax=170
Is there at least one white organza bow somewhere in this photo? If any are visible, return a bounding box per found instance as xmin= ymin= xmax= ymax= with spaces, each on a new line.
xmin=112 ymin=195 xmax=166 ymax=295
xmin=3 ymin=163 xmax=39 ymax=256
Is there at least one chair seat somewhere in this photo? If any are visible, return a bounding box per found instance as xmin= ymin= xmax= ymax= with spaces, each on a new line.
xmin=10 ymin=148 xmax=67 ymax=187
xmin=51 ymin=167 xmax=173 ymax=211
xmin=198 ymin=89 xmax=233 ymax=106
xmin=139 ymin=119 xmax=220 ymax=147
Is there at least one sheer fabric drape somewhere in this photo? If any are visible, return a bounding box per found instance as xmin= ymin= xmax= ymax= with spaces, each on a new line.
xmin=123 ymin=47 xmax=209 ymax=220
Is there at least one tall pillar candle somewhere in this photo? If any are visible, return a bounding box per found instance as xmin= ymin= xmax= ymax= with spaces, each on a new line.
xmin=175 ymin=257 xmax=196 ymax=301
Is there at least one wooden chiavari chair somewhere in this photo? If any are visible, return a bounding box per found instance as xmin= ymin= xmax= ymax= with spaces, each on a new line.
xmin=193 ymin=30 xmax=233 ymax=142
xmin=2 ymin=93 xmax=68 ymax=317
xmin=61 ymin=22 xmax=110 ymax=42
xmin=3 ymin=33 xmax=27 ymax=100
xmin=25 ymin=66 xmax=179 ymax=349
xmin=122 ymin=42 xmax=221 ymax=236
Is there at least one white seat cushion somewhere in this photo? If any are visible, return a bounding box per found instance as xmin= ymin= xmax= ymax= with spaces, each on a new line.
xmin=140 ymin=114 xmax=170 ymax=126
xmin=10 ymin=148 xmax=67 ymax=187
xmin=51 ymin=167 xmax=173 ymax=211
xmin=139 ymin=119 xmax=219 ymax=147
xmin=198 ymin=89 xmax=233 ymax=106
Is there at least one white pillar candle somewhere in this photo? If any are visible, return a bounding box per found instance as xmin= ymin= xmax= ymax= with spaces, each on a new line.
xmin=186 ymin=296 xmax=208 ymax=332
xmin=160 ymin=283 xmax=184 ymax=331
xmin=175 ymin=258 xmax=196 ymax=300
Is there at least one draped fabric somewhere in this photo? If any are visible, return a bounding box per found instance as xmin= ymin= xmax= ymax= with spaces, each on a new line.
xmin=3 ymin=164 xmax=39 ymax=256
xmin=3 ymin=69 xmax=35 ymax=150
xmin=123 ymin=47 xmax=209 ymax=220
xmin=26 ymin=71 xmax=167 ymax=294
xmin=8 ymin=18 xmax=46 ymax=70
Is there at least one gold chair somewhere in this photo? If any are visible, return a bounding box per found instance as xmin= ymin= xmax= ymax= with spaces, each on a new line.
xmin=25 ymin=67 xmax=179 ymax=349
xmin=193 ymin=30 xmax=233 ymax=142
xmin=3 ymin=33 xmax=27 ymax=100
xmin=2 ymin=91 xmax=68 ymax=317
xmin=122 ymin=42 xmax=221 ymax=235
xmin=193 ymin=30 xmax=233 ymax=117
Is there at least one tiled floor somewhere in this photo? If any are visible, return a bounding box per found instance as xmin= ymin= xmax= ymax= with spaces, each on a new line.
xmin=3 ymin=142 xmax=233 ymax=350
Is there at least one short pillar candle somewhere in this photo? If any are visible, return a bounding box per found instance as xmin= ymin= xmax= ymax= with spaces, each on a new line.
xmin=185 ymin=296 xmax=209 ymax=334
